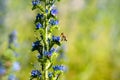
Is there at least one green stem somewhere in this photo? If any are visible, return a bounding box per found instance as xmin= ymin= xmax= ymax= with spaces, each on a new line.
xmin=43 ymin=0 xmax=48 ymax=80
xmin=43 ymin=64 xmax=48 ymax=80
xmin=44 ymin=0 xmax=48 ymax=51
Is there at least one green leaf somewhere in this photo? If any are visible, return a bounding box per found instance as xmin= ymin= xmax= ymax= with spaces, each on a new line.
xmin=37 ymin=5 xmax=44 ymax=12
xmin=51 ymin=52 xmax=58 ymax=62
xmin=32 ymin=6 xmax=37 ymax=10
xmin=49 ymin=25 xmax=58 ymax=33
xmin=55 ymin=41 xmax=61 ymax=46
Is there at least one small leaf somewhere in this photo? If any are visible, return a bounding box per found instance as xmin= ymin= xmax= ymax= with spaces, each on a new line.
xmin=55 ymin=41 xmax=61 ymax=46
xmin=37 ymin=6 xmax=44 ymax=12
xmin=32 ymin=6 xmax=37 ymax=10
xmin=49 ymin=25 xmax=58 ymax=33
xmin=51 ymin=52 xmax=58 ymax=62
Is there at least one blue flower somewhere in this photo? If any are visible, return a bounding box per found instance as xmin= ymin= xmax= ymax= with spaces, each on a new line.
xmin=32 ymin=41 xmax=40 ymax=47
xmin=37 ymin=54 xmax=42 ymax=59
xmin=32 ymin=41 xmax=41 ymax=51
xmin=36 ymin=23 xmax=42 ymax=29
xmin=31 ymin=70 xmax=42 ymax=78
xmin=44 ymin=51 xmax=52 ymax=57
xmin=52 ymin=36 xmax=60 ymax=42
xmin=44 ymin=48 xmax=55 ymax=57
xmin=32 ymin=0 xmax=40 ymax=6
xmin=45 ymin=9 xmax=48 ymax=13
xmin=53 ymin=65 xmax=66 ymax=71
xmin=0 ymin=66 xmax=6 ymax=75
xmin=51 ymin=8 xmax=58 ymax=16
xmin=12 ymin=62 xmax=21 ymax=71
xmin=36 ymin=13 xmax=43 ymax=20
xmin=50 ymin=48 xmax=55 ymax=53
xmin=8 ymin=74 xmax=16 ymax=80
xmin=49 ymin=19 xmax=59 ymax=25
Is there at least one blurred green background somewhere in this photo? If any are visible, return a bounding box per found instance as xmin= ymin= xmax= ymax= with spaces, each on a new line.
xmin=0 ymin=0 xmax=120 ymax=80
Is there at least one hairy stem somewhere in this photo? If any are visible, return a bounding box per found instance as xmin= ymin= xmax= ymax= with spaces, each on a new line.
xmin=43 ymin=0 xmax=48 ymax=80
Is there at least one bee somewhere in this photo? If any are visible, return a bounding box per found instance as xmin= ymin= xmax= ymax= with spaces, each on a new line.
xmin=60 ymin=33 xmax=67 ymax=41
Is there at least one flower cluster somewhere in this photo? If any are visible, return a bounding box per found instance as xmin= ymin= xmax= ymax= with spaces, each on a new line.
xmin=32 ymin=40 xmax=43 ymax=53
xmin=31 ymin=70 xmax=42 ymax=78
xmin=32 ymin=0 xmax=40 ymax=6
xmin=0 ymin=64 xmax=6 ymax=76
xmin=44 ymin=48 xmax=55 ymax=57
xmin=30 ymin=0 xmax=66 ymax=80
xmin=0 ymin=30 xmax=21 ymax=79
xmin=53 ymin=65 xmax=66 ymax=71
xmin=36 ymin=23 xmax=42 ymax=29
xmin=51 ymin=8 xmax=58 ymax=16
xmin=52 ymin=36 xmax=60 ymax=42
xmin=49 ymin=19 xmax=59 ymax=25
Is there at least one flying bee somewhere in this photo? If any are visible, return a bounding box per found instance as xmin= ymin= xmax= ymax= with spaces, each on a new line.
xmin=60 ymin=33 xmax=67 ymax=41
